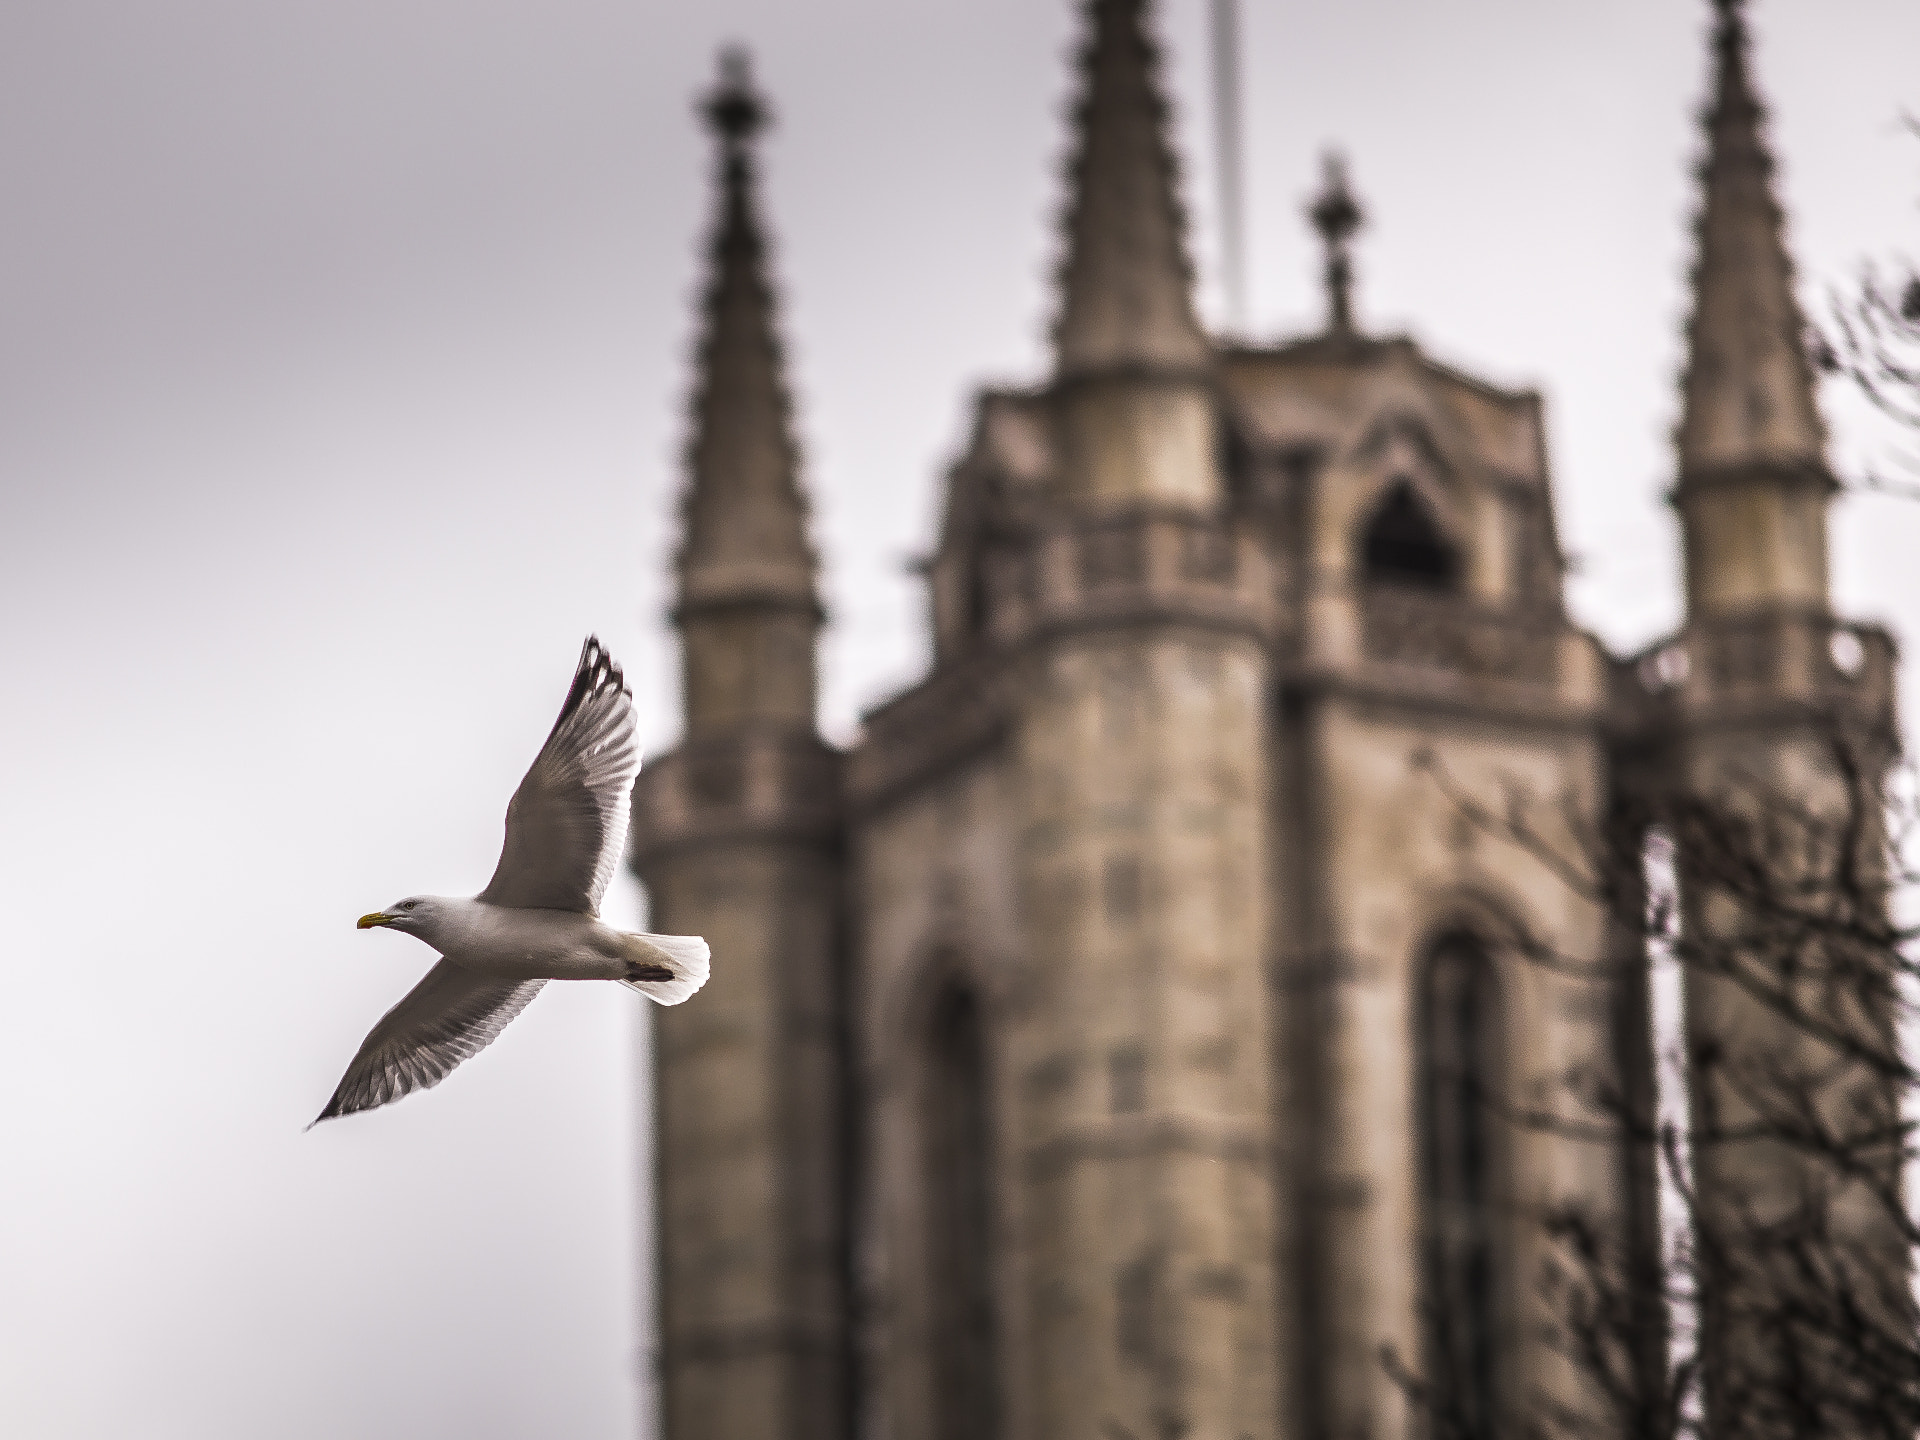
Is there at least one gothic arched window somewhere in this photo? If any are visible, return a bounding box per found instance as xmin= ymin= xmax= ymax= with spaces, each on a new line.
xmin=965 ymin=555 xmax=991 ymax=641
xmin=923 ymin=980 xmax=999 ymax=1440
xmin=1362 ymin=480 xmax=1459 ymax=590
xmin=1418 ymin=934 xmax=1505 ymax=1438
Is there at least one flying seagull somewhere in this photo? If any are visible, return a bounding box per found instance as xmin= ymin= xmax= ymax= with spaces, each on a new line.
xmin=313 ymin=636 xmax=708 ymax=1124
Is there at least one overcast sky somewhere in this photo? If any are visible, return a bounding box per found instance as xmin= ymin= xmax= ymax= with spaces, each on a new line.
xmin=2 ymin=2 xmax=1916 ymax=1437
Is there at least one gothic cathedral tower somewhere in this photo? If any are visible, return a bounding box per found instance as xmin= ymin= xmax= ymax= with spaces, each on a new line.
xmin=994 ymin=4 xmax=1281 ymax=1434
xmin=630 ymin=52 xmax=851 ymax=1440
xmin=631 ymin=3 xmax=1900 ymax=1439
xmin=1657 ymin=1 xmax=1904 ymax=1429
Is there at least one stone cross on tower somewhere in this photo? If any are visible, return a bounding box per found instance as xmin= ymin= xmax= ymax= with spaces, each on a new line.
xmin=1308 ymin=151 xmax=1364 ymax=335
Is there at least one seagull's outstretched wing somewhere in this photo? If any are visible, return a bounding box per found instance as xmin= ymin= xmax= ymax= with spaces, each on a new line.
xmin=478 ymin=636 xmax=640 ymax=915
xmin=312 ymin=962 xmax=545 ymax=1124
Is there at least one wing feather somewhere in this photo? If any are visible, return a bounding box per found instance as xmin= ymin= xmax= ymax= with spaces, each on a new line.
xmin=312 ymin=961 xmax=545 ymax=1124
xmin=478 ymin=636 xmax=640 ymax=914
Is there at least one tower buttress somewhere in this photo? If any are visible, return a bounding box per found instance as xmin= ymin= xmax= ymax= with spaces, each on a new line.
xmin=1002 ymin=4 xmax=1282 ymax=1437
xmin=633 ymin=48 xmax=849 ymax=1440
xmin=1672 ymin=0 xmax=1833 ymax=619
xmin=1659 ymin=6 xmax=1906 ymax=1433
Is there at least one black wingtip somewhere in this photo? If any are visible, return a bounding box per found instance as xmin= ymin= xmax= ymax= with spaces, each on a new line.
xmin=542 ymin=636 xmax=632 ymax=746
xmin=562 ymin=635 xmax=632 ymax=720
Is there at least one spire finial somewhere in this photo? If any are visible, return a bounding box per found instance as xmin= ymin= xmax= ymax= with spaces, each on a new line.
xmin=1308 ymin=151 xmax=1364 ymax=335
xmin=1708 ymin=0 xmax=1757 ymax=122
xmin=1052 ymin=0 xmax=1210 ymax=377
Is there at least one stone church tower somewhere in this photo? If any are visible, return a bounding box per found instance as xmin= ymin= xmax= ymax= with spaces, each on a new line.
xmin=630 ymin=3 xmax=1899 ymax=1439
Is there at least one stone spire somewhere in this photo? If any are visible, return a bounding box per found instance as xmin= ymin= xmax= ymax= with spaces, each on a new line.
xmin=678 ymin=47 xmax=818 ymax=621
xmin=1672 ymin=0 xmax=1834 ymax=618
xmin=1308 ymin=151 xmax=1365 ymax=335
xmin=1053 ymin=0 xmax=1210 ymax=378
xmin=638 ymin=63 xmax=849 ymax=1440
xmin=1675 ymin=0 xmax=1827 ymax=482
xmin=675 ymin=48 xmax=821 ymax=736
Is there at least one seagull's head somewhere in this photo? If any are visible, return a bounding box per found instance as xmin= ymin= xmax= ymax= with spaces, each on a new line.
xmin=356 ymin=896 xmax=446 ymax=939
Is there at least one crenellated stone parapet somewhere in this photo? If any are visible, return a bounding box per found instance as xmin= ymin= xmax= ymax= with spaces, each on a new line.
xmin=851 ymin=510 xmax=1278 ymax=817
xmin=983 ymin=509 xmax=1279 ymax=649
xmin=1620 ymin=611 xmax=1898 ymax=741
xmin=631 ymin=728 xmax=842 ymax=861
xmin=1272 ymin=584 xmax=1608 ymax=729
xmin=1357 ymin=588 xmax=1563 ymax=687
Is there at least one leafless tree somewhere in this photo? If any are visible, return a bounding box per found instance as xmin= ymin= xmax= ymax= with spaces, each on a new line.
xmin=1391 ymin=725 xmax=1918 ymax=1440
xmin=1813 ymin=117 xmax=1920 ymax=498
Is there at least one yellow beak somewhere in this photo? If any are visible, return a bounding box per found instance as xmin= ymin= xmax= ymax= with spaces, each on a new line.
xmin=356 ymin=911 xmax=393 ymax=930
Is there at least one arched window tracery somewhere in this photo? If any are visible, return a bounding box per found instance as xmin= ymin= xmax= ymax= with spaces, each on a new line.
xmin=921 ymin=978 xmax=999 ymax=1440
xmin=1417 ymin=933 xmax=1506 ymax=1438
xmin=1362 ymin=479 xmax=1460 ymax=590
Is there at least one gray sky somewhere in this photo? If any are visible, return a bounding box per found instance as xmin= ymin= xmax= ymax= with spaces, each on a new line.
xmin=2 ymin=2 xmax=1916 ymax=1437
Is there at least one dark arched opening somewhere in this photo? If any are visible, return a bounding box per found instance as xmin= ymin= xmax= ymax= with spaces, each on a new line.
xmin=965 ymin=557 xmax=991 ymax=642
xmin=923 ymin=981 xmax=999 ymax=1440
xmin=1363 ymin=481 xmax=1459 ymax=590
xmin=1418 ymin=934 xmax=1506 ymax=1438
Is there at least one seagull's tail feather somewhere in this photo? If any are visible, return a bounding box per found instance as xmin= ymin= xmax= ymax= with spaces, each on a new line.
xmin=616 ymin=932 xmax=710 ymax=1007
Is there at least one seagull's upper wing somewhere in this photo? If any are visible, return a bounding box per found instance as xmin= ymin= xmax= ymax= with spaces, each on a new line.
xmin=312 ymin=961 xmax=545 ymax=1124
xmin=478 ymin=636 xmax=640 ymax=915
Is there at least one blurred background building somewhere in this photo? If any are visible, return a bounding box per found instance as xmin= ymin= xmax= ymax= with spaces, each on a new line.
xmin=631 ymin=2 xmax=1899 ymax=1438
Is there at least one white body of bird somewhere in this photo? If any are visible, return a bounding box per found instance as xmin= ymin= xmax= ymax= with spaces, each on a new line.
xmin=365 ymin=895 xmax=709 ymax=996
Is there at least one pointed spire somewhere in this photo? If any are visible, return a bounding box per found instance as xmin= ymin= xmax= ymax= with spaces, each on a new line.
xmin=1308 ymin=151 xmax=1365 ymax=335
xmin=1053 ymin=0 xmax=1210 ymax=378
xmin=678 ymin=47 xmax=817 ymax=618
xmin=1675 ymin=0 xmax=1827 ymax=481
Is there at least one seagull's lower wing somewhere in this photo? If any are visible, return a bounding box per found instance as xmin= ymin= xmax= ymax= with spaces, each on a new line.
xmin=312 ymin=961 xmax=546 ymax=1124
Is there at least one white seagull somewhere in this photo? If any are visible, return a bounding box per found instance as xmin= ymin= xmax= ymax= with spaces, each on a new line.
xmin=313 ymin=637 xmax=707 ymax=1125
